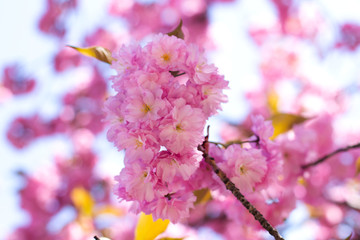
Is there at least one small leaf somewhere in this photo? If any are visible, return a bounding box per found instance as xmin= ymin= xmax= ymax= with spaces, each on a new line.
xmin=158 ymin=238 xmax=184 ymax=240
xmin=270 ymin=113 xmax=309 ymax=140
xmin=135 ymin=212 xmax=170 ymax=240
xmin=356 ymin=157 xmax=360 ymax=176
xmin=267 ymin=89 xmax=279 ymax=114
xmin=67 ymin=45 xmax=114 ymax=64
xmin=194 ymin=188 xmax=212 ymax=205
xmin=70 ymin=187 xmax=94 ymax=217
xmin=94 ymin=205 xmax=123 ymax=217
xmin=167 ymin=20 xmax=184 ymax=40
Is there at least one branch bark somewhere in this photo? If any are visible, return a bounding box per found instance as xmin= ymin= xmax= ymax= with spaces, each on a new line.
xmin=301 ymin=142 xmax=360 ymax=170
xmin=198 ymin=128 xmax=284 ymax=240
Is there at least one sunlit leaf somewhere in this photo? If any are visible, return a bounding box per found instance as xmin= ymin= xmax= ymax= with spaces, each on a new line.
xmin=306 ymin=204 xmax=322 ymax=218
xmin=158 ymin=238 xmax=184 ymax=240
xmin=356 ymin=157 xmax=360 ymax=176
xmin=194 ymin=188 xmax=212 ymax=205
xmin=167 ymin=19 xmax=184 ymax=40
xmin=270 ymin=113 xmax=309 ymax=140
xmin=267 ymin=89 xmax=279 ymax=114
xmin=67 ymin=45 xmax=114 ymax=64
xmin=94 ymin=205 xmax=123 ymax=217
xmin=70 ymin=187 xmax=94 ymax=217
xmin=135 ymin=212 xmax=170 ymax=240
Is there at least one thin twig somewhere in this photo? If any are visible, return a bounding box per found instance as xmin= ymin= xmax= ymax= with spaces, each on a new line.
xmin=208 ymin=141 xmax=227 ymax=148
xmin=94 ymin=236 xmax=100 ymax=240
xmin=198 ymin=127 xmax=284 ymax=240
xmin=209 ymin=136 xmax=260 ymax=149
xmin=301 ymin=142 xmax=360 ymax=170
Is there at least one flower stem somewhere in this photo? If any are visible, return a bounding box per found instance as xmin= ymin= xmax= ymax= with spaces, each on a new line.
xmin=301 ymin=142 xmax=360 ymax=170
xmin=209 ymin=136 xmax=260 ymax=149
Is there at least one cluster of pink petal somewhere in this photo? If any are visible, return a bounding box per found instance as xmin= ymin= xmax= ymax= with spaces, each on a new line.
xmin=2 ymin=64 xmax=36 ymax=95
xmin=105 ymin=33 xmax=228 ymax=222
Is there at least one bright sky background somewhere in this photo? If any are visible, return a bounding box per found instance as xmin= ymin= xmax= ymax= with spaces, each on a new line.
xmin=1 ymin=0 xmax=360 ymax=239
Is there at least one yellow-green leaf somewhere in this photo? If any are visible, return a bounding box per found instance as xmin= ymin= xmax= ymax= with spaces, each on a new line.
xmin=158 ymin=238 xmax=184 ymax=240
xmin=70 ymin=187 xmax=94 ymax=217
xmin=267 ymin=89 xmax=279 ymax=114
xmin=135 ymin=213 xmax=170 ymax=240
xmin=356 ymin=157 xmax=360 ymax=176
xmin=167 ymin=20 xmax=184 ymax=40
xmin=67 ymin=45 xmax=114 ymax=64
xmin=94 ymin=205 xmax=124 ymax=217
xmin=270 ymin=113 xmax=308 ymax=140
xmin=193 ymin=188 xmax=212 ymax=205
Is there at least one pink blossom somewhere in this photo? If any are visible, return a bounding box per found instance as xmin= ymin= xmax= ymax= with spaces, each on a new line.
xmin=54 ymin=48 xmax=82 ymax=72
xmin=200 ymin=75 xmax=229 ymax=117
xmin=186 ymin=44 xmax=217 ymax=84
xmin=159 ymin=99 xmax=205 ymax=153
xmin=251 ymin=114 xmax=276 ymax=156
xmin=116 ymin=129 xmax=159 ymax=163
xmin=224 ymin=145 xmax=267 ymax=193
xmin=124 ymin=87 xmax=166 ymax=124
xmin=147 ymin=34 xmax=186 ymax=70
xmin=155 ymin=150 xmax=199 ymax=182
xmin=108 ymin=33 xmax=228 ymax=222
xmin=2 ymin=64 xmax=36 ymax=95
xmin=149 ymin=192 xmax=196 ymax=223
xmin=114 ymin=162 xmax=158 ymax=202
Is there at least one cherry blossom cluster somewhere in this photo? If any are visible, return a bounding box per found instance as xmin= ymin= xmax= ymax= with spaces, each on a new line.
xmin=105 ymin=33 xmax=228 ymax=222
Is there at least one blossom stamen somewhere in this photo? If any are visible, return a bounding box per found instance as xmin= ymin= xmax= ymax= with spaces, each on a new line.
xmin=142 ymin=104 xmax=151 ymax=113
xmin=135 ymin=139 xmax=143 ymax=149
xmin=175 ymin=123 xmax=183 ymax=132
xmin=161 ymin=53 xmax=171 ymax=62
xmin=239 ymin=165 xmax=248 ymax=175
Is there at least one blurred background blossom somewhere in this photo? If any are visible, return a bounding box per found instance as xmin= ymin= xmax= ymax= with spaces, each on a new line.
xmin=1 ymin=0 xmax=360 ymax=239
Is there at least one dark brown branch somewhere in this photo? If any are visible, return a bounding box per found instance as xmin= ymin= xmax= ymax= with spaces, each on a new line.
xmin=301 ymin=142 xmax=360 ymax=170
xmin=198 ymin=127 xmax=284 ymax=240
xmin=94 ymin=236 xmax=100 ymax=240
xmin=169 ymin=71 xmax=186 ymax=77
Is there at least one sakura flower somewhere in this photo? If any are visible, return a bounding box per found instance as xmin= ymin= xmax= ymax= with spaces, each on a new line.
xmin=159 ymin=99 xmax=205 ymax=153
xmin=2 ymin=64 xmax=36 ymax=95
xmin=200 ymin=75 xmax=229 ymax=117
xmin=147 ymin=33 xmax=186 ymax=70
xmin=116 ymin=129 xmax=159 ymax=163
xmin=251 ymin=114 xmax=277 ymax=157
xmin=155 ymin=150 xmax=200 ymax=182
xmin=111 ymin=43 xmax=144 ymax=76
xmin=149 ymin=191 xmax=196 ymax=223
xmin=114 ymin=162 xmax=157 ymax=202
xmin=108 ymin=33 xmax=228 ymax=222
xmin=186 ymin=44 xmax=217 ymax=84
xmin=224 ymin=145 xmax=267 ymax=193
xmin=124 ymin=87 xmax=166 ymax=124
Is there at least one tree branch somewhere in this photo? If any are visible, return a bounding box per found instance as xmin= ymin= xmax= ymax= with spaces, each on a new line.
xmin=198 ymin=127 xmax=284 ymax=240
xmin=301 ymin=142 xmax=360 ymax=170
xmin=209 ymin=135 xmax=260 ymax=149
